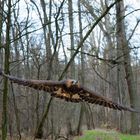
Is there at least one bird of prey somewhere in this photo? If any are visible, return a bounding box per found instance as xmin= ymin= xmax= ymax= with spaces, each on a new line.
xmin=0 ymin=69 xmax=138 ymax=112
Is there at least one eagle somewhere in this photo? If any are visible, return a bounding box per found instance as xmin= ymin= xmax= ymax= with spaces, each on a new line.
xmin=0 ymin=69 xmax=138 ymax=112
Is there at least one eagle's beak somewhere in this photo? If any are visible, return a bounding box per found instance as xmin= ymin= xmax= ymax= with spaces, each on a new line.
xmin=73 ymin=80 xmax=80 ymax=87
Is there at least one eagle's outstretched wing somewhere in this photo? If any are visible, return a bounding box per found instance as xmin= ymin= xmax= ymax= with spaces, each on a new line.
xmin=0 ymin=70 xmax=82 ymax=103
xmin=77 ymin=86 xmax=137 ymax=112
xmin=0 ymin=69 xmax=138 ymax=112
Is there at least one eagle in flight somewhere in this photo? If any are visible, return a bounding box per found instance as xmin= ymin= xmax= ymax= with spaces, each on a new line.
xmin=0 ymin=69 xmax=138 ymax=112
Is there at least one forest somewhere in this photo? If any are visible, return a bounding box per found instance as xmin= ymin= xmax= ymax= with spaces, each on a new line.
xmin=0 ymin=0 xmax=140 ymax=140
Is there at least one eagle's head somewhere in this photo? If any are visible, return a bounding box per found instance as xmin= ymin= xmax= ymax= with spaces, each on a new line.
xmin=65 ymin=79 xmax=80 ymax=88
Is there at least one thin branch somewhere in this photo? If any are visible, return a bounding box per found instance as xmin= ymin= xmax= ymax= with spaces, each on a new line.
xmin=91 ymin=64 xmax=116 ymax=89
xmin=127 ymin=20 xmax=140 ymax=42
xmin=124 ymin=9 xmax=140 ymax=20
xmin=68 ymin=48 xmax=121 ymax=65
xmin=59 ymin=0 xmax=122 ymax=80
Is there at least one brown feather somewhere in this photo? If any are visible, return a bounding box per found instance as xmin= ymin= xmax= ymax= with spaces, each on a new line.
xmin=0 ymin=71 xmax=139 ymax=113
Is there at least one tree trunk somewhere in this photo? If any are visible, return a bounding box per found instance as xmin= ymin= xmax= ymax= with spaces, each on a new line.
xmin=34 ymin=0 xmax=52 ymax=138
xmin=34 ymin=97 xmax=53 ymax=138
xmin=116 ymin=0 xmax=139 ymax=134
xmin=76 ymin=0 xmax=85 ymax=135
xmin=68 ymin=0 xmax=75 ymax=78
xmin=2 ymin=0 xmax=11 ymax=139
xmin=12 ymin=22 xmax=22 ymax=139
xmin=0 ymin=0 xmax=4 ymax=49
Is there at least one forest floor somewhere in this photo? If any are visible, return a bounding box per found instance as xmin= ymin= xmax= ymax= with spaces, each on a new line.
xmin=2 ymin=129 xmax=140 ymax=140
xmin=74 ymin=129 xmax=140 ymax=140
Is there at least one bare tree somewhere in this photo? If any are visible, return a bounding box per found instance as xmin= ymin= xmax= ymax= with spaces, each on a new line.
xmin=68 ymin=0 xmax=75 ymax=78
xmin=2 ymin=0 xmax=11 ymax=139
xmin=0 ymin=0 xmax=140 ymax=139
xmin=76 ymin=0 xmax=85 ymax=135
xmin=116 ymin=0 xmax=140 ymax=134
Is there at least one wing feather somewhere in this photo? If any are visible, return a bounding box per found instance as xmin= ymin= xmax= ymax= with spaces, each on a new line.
xmin=0 ymin=73 xmax=82 ymax=103
xmin=0 ymin=71 xmax=138 ymax=112
xmin=78 ymin=86 xmax=138 ymax=112
xmin=3 ymin=74 xmax=62 ymax=89
xmin=1 ymin=73 xmax=66 ymax=95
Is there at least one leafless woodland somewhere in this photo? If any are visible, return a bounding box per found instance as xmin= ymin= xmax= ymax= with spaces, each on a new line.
xmin=0 ymin=0 xmax=140 ymax=139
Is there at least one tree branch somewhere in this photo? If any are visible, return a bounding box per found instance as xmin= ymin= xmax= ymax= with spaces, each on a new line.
xmin=59 ymin=0 xmax=122 ymax=80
